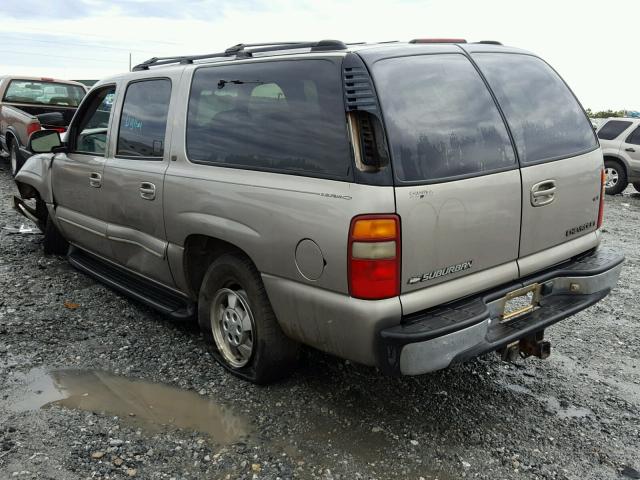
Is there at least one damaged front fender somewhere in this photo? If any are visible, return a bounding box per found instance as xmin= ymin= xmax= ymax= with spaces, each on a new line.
xmin=14 ymin=153 xmax=55 ymax=203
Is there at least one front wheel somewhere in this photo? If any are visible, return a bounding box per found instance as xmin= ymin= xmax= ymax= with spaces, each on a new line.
xmin=198 ymin=253 xmax=299 ymax=384
xmin=43 ymin=216 xmax=69 ymax=255
xmin=604 ymin=160 xmax=628 ymax=195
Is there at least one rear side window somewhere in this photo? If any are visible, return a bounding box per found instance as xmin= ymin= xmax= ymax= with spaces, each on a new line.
xmin=372 ymin=54 xmax=516 ymax=183
xmin=626 ymin=127 xmax=640 ymax=146
xmin=473 ymin=53 xmax=597 ymax=163
xmin=598 ymin=120 xmax=633 ymax=140
xmin=117 ymin=79 xmax=171 ymax=158
xmin=187 ymin=60 xmax=351 ymax=179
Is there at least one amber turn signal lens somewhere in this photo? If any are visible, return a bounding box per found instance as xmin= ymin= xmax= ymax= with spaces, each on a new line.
xmin=351 ymin=218 xmax=397 ymax=241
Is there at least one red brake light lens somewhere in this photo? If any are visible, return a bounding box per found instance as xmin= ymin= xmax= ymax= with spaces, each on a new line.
xmin=597 ymin=168 xmax=605 ymax=229
xmin=349 ymin=215 xmax=400 ymax=300
xmin=26 ymin=122 xmax=41 ymax=137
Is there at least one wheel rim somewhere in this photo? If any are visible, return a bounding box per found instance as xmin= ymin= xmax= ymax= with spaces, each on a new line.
xmin=10 ymin=146 xmax=17 ymax=175
xmin=210 ymin=288 xmax=255 ymax=368
xmin=605 ymin=167 xmax=619 ymax=188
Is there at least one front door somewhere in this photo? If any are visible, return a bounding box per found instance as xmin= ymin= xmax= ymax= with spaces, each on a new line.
xmin=100 ymin=77 xmax=175 ymax=287
xmin=51 ymin=85 xmax=117 ymax=260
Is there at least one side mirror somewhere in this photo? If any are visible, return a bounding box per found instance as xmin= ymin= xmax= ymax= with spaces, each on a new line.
xmin=28 ymin=130 xmax=65 ymax=154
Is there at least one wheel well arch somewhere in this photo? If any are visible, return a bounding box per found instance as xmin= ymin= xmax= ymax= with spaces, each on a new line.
xmin=603 ymin=155 xmax=628 ymax=173
xmin=182 ymin=234 xmax=257 ymax=297
xmin=5 ymin=130 xmax=18 ymax=149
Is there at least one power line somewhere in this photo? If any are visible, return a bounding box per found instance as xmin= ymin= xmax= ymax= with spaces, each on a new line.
xmin=0 ymin=32 xmax=162 ymax=54
xmin=0 ymin=49 xmax=128 ymax=65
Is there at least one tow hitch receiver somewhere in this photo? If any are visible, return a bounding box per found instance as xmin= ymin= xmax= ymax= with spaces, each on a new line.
xmin=499 ymin=332 xmax=551 ymax=362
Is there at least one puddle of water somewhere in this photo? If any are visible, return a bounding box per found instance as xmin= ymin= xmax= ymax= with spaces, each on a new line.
xmin=10 ymin=369 xmax=250 ymax=443
xmin=544 ymin=396 xmax=593 ymax=419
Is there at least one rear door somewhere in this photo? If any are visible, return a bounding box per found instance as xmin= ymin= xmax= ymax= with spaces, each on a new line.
xmin=620 ymin=124 xmax=640 ymax=174
xmin=471 ymin=52 xmax=602 ymax=275
xmin=371 ymin=53 xmax=522 ymax=309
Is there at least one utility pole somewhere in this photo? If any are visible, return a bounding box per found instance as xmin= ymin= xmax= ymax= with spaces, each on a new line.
xmin=129 ymin=52 xmax=132 ymax=72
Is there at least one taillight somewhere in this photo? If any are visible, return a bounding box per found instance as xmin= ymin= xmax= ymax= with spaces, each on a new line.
xmin=348 ymin=214 xmax=400 ymax=300
xmin=26 ymin=122 xmax=41 ymax=137
xmin=597 ymin=168 xmax=606 ymax=229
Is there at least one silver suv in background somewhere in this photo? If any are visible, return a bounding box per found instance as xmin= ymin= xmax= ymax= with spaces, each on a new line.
xmin=597 ymin=117 xmax=640 ymax=194
xmin=14 ymin=39 xmax=623 ymax=384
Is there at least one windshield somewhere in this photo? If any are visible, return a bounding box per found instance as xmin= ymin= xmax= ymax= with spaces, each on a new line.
xmin=372 ymin=54 xmax=516 ymax=183
xmin=3 ymin=80 xmax=86 ymax=107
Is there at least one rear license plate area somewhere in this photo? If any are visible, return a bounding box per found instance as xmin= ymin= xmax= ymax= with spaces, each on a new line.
xmin=500 ymin=283 xmax=541 ymax=322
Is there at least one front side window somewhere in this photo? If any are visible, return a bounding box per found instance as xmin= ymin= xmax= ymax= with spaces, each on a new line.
xmin=186 ymin=60 xmax=351 ymax=179
xmin=117 ymin=79 xmax=172 ymax=158
xmin=4 ymin=79 xmax=86 ymax=106
xmin=73 ymin=86 xmax=116 ymax=156
xmin=372 ymin=54 xmax=516 ymax=183
xmin=473 ymin=53 xmax=597 ymax=163
xmin=598 ymin=120 xmax=633 ymax=141
xmin=626 ymin=126 xmax=640 ymax=146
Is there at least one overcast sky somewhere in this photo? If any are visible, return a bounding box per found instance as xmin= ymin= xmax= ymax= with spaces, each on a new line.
xmin=0 ymin=0 xmax=637 ymax=111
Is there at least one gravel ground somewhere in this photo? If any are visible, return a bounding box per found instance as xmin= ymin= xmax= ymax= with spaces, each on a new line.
xmin=0 ymin=162 xmax=638 ymax=480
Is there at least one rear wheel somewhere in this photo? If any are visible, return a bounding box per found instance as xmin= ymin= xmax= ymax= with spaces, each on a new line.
xmin=9 ymin=141 xmax=23 ymax=177
xmin=43 ymin=216 xmax=69 ymax=255
xmin=604 ymin=159 xmax=628 ymax=195
xmin=198 ymin=253 xmax=299 ymax=384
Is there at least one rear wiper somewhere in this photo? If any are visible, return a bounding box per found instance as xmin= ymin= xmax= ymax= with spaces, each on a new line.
xmin=217 ymin=79 xmax=264 ymax=89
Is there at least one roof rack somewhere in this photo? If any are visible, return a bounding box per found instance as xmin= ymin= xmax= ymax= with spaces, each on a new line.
xmin=132 ymin=40 xmax=348 ymax=71
xmin=475 ymin=40 xmax=503 ymax=45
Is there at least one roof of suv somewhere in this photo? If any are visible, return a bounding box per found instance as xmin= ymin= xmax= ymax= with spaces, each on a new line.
xmin=127 ymin=39 xmax=532 ymax=73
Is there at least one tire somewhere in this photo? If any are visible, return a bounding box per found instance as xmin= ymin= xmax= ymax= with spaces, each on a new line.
xmin=9 ymin=140 xmax=23 ymax=177
xmin=633 ymin=183 xmax=640 ymax=193
xmin=43 ymin=216 xmax=69 ymax=255
xmin=198 ymin=253 xmax=299 ymax=384
xmin=604 ymin=159 xmax=628 ymax=195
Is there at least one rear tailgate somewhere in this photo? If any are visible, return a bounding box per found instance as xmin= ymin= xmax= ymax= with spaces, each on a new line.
xmin=369 ymin=51 xmax=522 ymax=314
xmin=470 ymin=50 xmax=602 ymax=275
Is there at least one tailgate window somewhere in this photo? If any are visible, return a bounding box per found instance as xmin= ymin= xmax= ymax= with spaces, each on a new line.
xmin=473 ymin=53 xmax=597 ymax=163
xmin=372 ymin=54 xmax=516 ymax=183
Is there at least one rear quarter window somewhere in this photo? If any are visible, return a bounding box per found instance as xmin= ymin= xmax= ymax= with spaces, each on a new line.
xmin=598 ymin=120 xmax=633 ymax=141
xmin=473 ymin=53 xmax=597 ymax=164
xmin=186 ymin=59 xmax=352 ymax=180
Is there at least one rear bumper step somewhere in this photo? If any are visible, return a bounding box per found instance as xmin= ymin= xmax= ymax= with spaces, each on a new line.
xmin=377 ymin=247 xmax=624 ymax=375
xmin=68 ymin=246 xmax=195 ymax=320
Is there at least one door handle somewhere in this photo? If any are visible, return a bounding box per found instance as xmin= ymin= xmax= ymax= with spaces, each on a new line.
xmin=139 ymin=182 xmax=156 ymax=200
xmin=530 ymin=180 xmax=556 ymax=207
xmin=89 ymin=172 xmax=102 ymax=188
xmin=625 ymin=147 xmax=636 ymax=152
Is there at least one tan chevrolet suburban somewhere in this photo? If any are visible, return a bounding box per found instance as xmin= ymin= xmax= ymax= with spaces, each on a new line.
xmin=14 ymin=39 xmax=624 ymax=383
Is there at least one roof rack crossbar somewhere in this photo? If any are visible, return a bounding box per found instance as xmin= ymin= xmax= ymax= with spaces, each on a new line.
xmin=132 ymin=39 xmax=348 ymax=71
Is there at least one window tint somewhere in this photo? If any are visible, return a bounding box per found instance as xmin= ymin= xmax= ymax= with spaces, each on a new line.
xmin=473 ymin=53 xmax=597 ymax=163
xmin=626 ymin=127 xmax=640 ymax=146
xmin=372 ymin=54 xmax=516 ymax=182
xmin=598 ymin=120 xmax=633 ymax=140
xmin=187 ymin=60 xmax=351 ymax=179
xmin=117 ymin=79 xmax=171 ymax=158
xmin=73 ymin=86 xmax=116 ymax=156
xmin=4 ymin=80 xmax=86 ymax=106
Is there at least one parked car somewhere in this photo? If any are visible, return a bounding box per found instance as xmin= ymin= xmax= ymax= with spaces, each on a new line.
xmin=0 ymin=76 xmax=87 ymax=175
xmin=14 ymin=39 xmax=623 ymax=384
xmin=597 ymin=117 xmax=640 ymax=194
